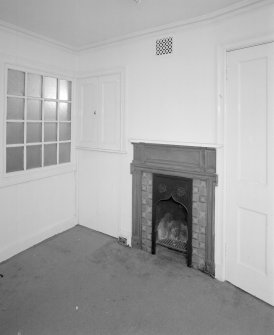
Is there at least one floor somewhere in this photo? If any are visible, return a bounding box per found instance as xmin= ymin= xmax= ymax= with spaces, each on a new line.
xmin=0 ymin=226 xmax=273 ymax=335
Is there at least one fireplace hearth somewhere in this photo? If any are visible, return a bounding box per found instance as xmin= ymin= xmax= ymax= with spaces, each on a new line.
xmin=131 ymin=143 xmax=217 ymax=276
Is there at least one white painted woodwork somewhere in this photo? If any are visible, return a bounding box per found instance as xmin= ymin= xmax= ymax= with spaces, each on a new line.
xmin=225 ymin=42 xmax=274 ymax=305
xmin=78 ymin=150 xmax=122 ymax=238
xmin=78 ymin=73 xmax=123 ymax=152
xmin=81 ymin=78 xmax=99 ymax=145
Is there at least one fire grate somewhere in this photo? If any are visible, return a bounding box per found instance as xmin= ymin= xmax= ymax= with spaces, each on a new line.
xmin=157 ymin=238 xmax=187 ymax=253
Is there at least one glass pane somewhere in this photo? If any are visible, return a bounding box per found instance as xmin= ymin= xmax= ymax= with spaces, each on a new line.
xmin=27 ymin=99 xmax=42 ymax=120
xmin=44 ymin=77 xmax=57 ymax=99
xmin=27 ymin=123 xmax=42 ymax=143
xmin=44 ymin=101 xmax=57 ymax=121
xmin=27 ymin=73 xmax=42 ymax=97
xmin=7 ymin=69 xmax=25 ymax=96
xmin=59 ymin=143 xmax=71 ymax=164
xmin=59 ymin=123 xmax=71 ymax=141
xmin=7 ymin=97 xmax=24 ymax=120
xmin=59 ymin=80 xmax=72 ymax=101
xmin=59 ymin=102 xmax=71 ymax=121
xmin=27 ymin=145 xmax=42 ymax=169
xmin=44 ymin=144 xmax=57 ymax=166
xmin=44 ymin=122 xmax=57 ymax=142
xmin=7 ymin=122 xmax=24 ymax=144
xmin=6 ymin=146 xmax=24 ymax=173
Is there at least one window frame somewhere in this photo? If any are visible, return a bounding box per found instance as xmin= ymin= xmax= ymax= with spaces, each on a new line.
xmin=3 ymin=64 xmax=74 ymax=182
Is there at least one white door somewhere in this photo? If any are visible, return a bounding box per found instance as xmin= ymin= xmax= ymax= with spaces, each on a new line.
xmin=225 ymin=42 xmax=274 ymax=305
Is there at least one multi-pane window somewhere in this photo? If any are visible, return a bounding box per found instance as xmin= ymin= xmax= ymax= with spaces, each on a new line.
xmin=6 ymin=69 xmax=72 ymax=173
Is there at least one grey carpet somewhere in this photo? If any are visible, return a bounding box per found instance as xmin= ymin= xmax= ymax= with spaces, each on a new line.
xmin=0 ymin=226 xmax=273 ymax=335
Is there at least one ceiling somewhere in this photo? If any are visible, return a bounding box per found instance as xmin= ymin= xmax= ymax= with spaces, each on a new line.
xmin=0 ymin=0 xmax=263 ymax=50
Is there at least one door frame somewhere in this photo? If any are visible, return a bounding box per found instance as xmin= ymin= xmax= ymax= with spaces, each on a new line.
xmin=215 ymin=34 xmax=274 ymax=282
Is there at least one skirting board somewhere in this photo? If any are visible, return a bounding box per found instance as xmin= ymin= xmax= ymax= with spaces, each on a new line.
xmin=214 ymin=263 xmax=226 ymax=282
xmin=0 ymin=217 xmax=77 ymax=263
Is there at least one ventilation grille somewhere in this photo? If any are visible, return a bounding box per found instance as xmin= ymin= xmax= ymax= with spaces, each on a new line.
xmin=156 ymin=37 xmax=173 ymax=55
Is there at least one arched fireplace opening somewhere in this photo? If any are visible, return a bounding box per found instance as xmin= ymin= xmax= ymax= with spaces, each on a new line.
xmin=155 ymin=197 xmax=188 ymax=250
xmin=152 ymin=174 xmax=192 ymax=267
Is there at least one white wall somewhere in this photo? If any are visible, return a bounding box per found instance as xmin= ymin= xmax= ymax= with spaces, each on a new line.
xmin=0 ymin=2 xmax=272 ymax=276
xmin=76 ymin=3 xmax=274 ymax=279
xmin=0 ymin=28 xmax=77 ymax=262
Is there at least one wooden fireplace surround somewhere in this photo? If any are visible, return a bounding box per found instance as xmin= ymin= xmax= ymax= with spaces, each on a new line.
xmin=130 ymin=142 xmax=218 ymax=276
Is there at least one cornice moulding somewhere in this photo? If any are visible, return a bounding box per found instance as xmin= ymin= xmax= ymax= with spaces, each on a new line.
xmin=0 ymin=18 xmax=77 ymax=54
xmin=0 ymin=0 xmax=271 ymax=53
xmin=78 ymin=0 xmax=272 ymax=52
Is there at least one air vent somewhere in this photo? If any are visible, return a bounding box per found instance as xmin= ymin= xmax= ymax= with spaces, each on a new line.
xmin=156 ymin=37 xmax=173 ymax=55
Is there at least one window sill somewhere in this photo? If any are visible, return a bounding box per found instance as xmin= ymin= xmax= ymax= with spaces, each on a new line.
xmin=0 ymin=163 xmax=76 ymax=189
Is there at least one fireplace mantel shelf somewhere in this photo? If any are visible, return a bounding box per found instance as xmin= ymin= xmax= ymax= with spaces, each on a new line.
xmin=129 ymin=138 xmax=223 ymax=149
xmin=130 ymin=142 xmax=217 ymax=184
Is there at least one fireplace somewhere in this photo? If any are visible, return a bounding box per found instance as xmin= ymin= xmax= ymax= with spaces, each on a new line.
xmin=131 ymin=143 xmax=217 ymax=276
xmin=152 ymin=174 xmax=192 ymax=267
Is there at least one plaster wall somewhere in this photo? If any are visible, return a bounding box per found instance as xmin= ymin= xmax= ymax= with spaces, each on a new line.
xmin=76 ymin=3 xmax=274 ymax=279
xmin=0 ymin=28 xmax=77 ymax=262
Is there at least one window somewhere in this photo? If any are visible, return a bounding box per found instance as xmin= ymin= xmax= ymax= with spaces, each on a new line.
xmin=5 ymin=69 xmax=72 ymax=173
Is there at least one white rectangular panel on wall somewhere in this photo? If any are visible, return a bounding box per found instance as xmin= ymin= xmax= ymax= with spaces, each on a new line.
xmin=81 ymin=79 xmax=98 ymax=145
xmin=78 ymin=71 xmax=124 ymax=152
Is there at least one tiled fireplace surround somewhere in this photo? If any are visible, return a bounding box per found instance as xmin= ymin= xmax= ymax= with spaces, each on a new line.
xmin=131 ymin=143 xmax=217 ymax=276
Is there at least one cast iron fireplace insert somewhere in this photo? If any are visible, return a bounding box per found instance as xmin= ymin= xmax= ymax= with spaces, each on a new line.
xmin=152 ymin=174 xmax=192 ymax=267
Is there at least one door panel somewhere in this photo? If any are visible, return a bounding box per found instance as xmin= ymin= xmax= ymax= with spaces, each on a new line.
xmin=238 ymin=57 xmax=268 ymax=184
xmin=226 ymin=42 xmax=274 ymax=305
xmin=237 ymin=207 xmax=267 ymax=275
xmin=80 ymin=79 xmax=99 ymax=145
